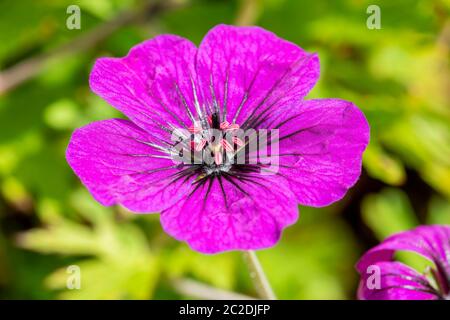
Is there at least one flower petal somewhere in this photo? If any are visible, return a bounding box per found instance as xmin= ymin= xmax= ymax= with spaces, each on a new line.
xmin=197 ymin=24 xmax=319 ymax=124
xmin=264 ymin=98 xmax=369 ymax=206
xmin=357 ymin=261 xmax=439 ymax=300
xmin=89 ymin=35 xmax=199 ymax=136
xmin=356 ymin=225 xmax=450 ymax=273
xmin=66 ymin=119 xmax=192 ymax=212
xmin=160 ymin=175 xmax=298 ymax=253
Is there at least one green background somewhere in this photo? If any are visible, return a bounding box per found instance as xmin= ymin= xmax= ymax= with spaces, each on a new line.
xmin=0 ymin=0 xmax=449 ymax=299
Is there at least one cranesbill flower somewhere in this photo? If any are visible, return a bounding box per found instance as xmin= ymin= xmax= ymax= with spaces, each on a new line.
xmin=356 ymin=225 xmax=450 ymax=300
xmin=66 ymin=25 xmax=369 ymax=253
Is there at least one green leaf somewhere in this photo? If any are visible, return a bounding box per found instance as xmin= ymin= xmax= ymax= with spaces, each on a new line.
xmin=165 ymin=247 xmax=238 ymax=290
xmin=362 ymin=188 xmax=418 ymax=240
xmin=44 ymin=99 xmax=81 ymax=130
xmin=363 ymin=142 xmax=406 ymax=185
xmin=427 ymin=196 xmax=450 ymax=224
xmin=18 ymin=196 xmax=160 ymax=299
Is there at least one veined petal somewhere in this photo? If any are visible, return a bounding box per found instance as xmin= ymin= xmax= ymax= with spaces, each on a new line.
xmin=89 ymin=35 xmax=199 ymax=138
xmin=197 ymin=24 xmax=319 ymax=124
xmin=160 ymin=175 xmax=298 ymax=253
xmin=264 ymin=98 xmax=369 ymax=207
xmin=66 ymin=119 xmax=192 ymax=212
xmin=358 ymin=261 xmax=439 ymax=300
xmin=356 ymin=225 xmax=450 ymax=273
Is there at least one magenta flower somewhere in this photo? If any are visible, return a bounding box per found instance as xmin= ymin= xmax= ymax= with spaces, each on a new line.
xmin=356 ymin=225 xmax=450 ymax=300
xmin=66 ymin=25 xmax=369 ymax=253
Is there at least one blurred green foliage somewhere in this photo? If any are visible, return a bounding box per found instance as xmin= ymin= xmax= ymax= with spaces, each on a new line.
xmin=0 ymin=0 xmax=449 ymax=299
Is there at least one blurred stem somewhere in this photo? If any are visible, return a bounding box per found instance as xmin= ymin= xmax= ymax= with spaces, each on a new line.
xmin=243 ymin=251 xmax=276 ymax=300
xmin=235 ymin=0 xmax=261 ymax=26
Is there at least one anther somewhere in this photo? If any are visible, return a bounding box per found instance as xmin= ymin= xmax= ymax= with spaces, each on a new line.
xmin=220 ymin=121 xmax=230 ymax=130
xmin=195 ymin=139 xmax=208 ymax=152
xmin=188 ymin=125 xmax=202 ymax=134
xmin=226 ymin=124 xmax=240 ymax=131
xmin=221 ymin=139 xmax=234 ymax=152
xmin=232 ymin=136 xmax=244 ymax=146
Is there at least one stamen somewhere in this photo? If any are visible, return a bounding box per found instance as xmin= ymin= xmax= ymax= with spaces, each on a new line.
xmin=220 ymin=121 xmax=230 ymax=130
xmin=226 ymin=123 xmax=240 ymax=131
xmin=188 ymin=125 xmax=202 ymax=134
xmin=195 ymin=139 xmax=208 ymax=152
xmin=221 ymin=139 xmax=234 ymax=152
xmin=184 ymin=117 xmax=243 ymax=175
xmin=232 ymin=136 xmax=244 ymax=146
xmin=214 ymin=150 xmax=223 ymax=165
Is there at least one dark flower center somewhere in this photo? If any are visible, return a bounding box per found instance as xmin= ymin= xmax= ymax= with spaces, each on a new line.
xmin=164 ymin=109 xmax=279 ymax=207
xmin=175 ymin=112 xmax=245 ymax=176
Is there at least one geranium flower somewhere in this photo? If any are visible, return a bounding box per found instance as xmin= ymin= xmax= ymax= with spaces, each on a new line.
xmin=356 ymin=225 xmax=450 ymax=300
xmin=66 ymin=25 xmax=369 ymax=253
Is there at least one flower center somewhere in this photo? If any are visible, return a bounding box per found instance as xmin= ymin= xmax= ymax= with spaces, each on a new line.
xmin=187 ymin=112 xmax=244 ymax=175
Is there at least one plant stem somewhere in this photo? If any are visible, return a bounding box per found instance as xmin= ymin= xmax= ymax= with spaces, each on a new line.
xmin=242 ymin=251 xmax=276 ymax=300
